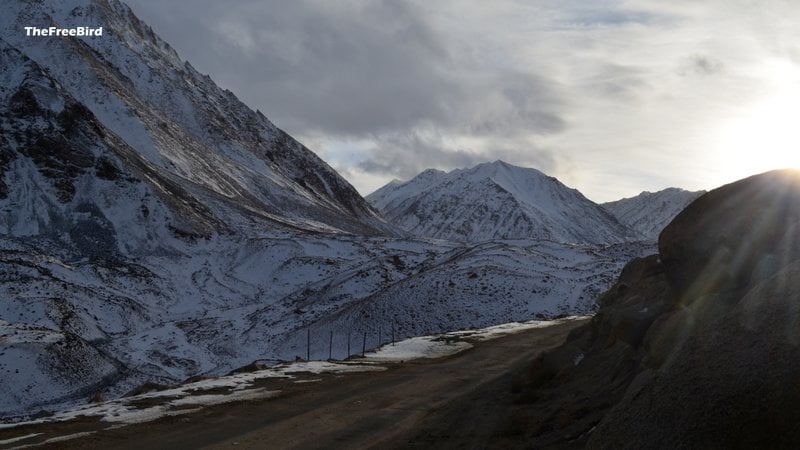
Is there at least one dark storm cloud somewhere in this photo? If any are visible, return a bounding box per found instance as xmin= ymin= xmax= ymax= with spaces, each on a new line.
xmin=127 ymin=0 xmax=460 ymax=135
xmin=126 ymin=0 xmax=569 ymax=169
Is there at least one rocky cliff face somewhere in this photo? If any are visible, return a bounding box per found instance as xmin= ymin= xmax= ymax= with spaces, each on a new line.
xmin=508 ymin=170 xmax=800 ymax=448
xmin=367 ymin=161 xmax=638 ymax=244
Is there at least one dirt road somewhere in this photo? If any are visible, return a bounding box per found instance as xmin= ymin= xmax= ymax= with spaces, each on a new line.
xmin=9 ymin=318 xmax=586 ymax=450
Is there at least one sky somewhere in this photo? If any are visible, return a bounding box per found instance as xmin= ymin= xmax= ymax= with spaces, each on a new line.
xmin=125 ymin=0 xmax=800 ymax=202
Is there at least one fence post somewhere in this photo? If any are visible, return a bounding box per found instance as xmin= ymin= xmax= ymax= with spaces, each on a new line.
xmin=329 ymin=330 xmax=333 ymax=360
xmin=362 ymin=331 xmax=367 ymax=357
xmin=347 ymin=331 xmax=351 ymax=358
xmin=307 ymin=328 xmax=310 ymax=361
xmin=392 ymin=321 xmax=396 ymax=346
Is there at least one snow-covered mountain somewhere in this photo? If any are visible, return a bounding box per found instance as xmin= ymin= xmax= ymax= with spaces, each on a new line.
xmin=0 ymin=0 xmax=391 ymax=242
xmin=0 ymin=0 xmax=398 ymax=417
xmin=602 ymin=188 xmax=705 ymax=241
xmin=367 ymin=161 xmax=638 ymax=244
xmin=0 ymin=0 xmax=653 ymax=419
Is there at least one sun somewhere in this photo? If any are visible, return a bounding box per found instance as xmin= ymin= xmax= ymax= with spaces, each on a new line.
xmin=714 ymin=80 xmax=800 ymax=181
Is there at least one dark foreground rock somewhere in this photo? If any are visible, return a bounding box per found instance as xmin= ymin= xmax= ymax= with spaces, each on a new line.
xmin=508 ymin=169 xmax=800 ymax=448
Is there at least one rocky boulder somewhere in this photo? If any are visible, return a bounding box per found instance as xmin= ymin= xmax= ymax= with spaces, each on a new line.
xmin=508 ymin=170 xmax=800 ymax=448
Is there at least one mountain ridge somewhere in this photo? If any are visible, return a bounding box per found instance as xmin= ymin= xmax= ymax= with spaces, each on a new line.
xmin=368 ymin=160 xmax=640 ymax=244
xmin=1 ymin=0 xmax=392 ymax=242
xmin=602 ymin=187 xmax=705 ymax=240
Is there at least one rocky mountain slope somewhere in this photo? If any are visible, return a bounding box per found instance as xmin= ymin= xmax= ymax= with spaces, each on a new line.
xmin=602 ymin=187 xmax=705 ymax=241
xmin=0 ymin=0 xmax=653 ymax=419
xmin=0 ymin=0 xmax=391 ymax=241
xmin=367 ymin=161 xmax=638 ymax=244
xmin=505 ymin=170 xmax=800 ymax=448
xmin=0 ymin=231 xmax=651 ymax=419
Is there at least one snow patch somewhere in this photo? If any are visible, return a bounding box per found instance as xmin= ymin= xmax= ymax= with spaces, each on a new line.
xmin=0 ymin=433 xmax=41 ymax=446
xmin=363 ymin=337 xmax=473 ymax=361
xmin=363 ymin=316 xmax=587 ymax=361
xmin=0 ymin=359 xmax=384 ymax=431
xmin=448 ymin=316 xmax=588 ymax=341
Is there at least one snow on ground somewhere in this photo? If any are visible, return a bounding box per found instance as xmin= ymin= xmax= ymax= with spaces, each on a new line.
xmin=0 ymin=316 xmax=585 ymax=435
xmin=448 ymin=316 xmax=588 ymax=341
xmin=362 ymin=337 xmax=473 ymax=361
xmin=0 ymin=361 xmax=384 ymax=432
xmin=364 ymin=316 xmax=586 ymax=361
xmin=0 ymin=321 xmax=63 ymax=345
xmin=0 ymin=433 xmax=42 ymax=446
xmin=0 ymin=228 xmax=651 ymax=418
xmin=12 ymin=431 xmax=98 ymax=449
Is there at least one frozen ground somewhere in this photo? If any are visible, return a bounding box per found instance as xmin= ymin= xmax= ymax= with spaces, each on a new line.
xmin=0 ymin=360 xmax=385 ymax=433
xmin=0 ymin=317 xmax=582 ymax=434
xmin=0 ymin=233 xmax=652 ymax=419
xmin=363 ymin=316 xmax=586 ymax=361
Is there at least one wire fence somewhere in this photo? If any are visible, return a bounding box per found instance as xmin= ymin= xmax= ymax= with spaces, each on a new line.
xmin=300 ymin=320 xmax=400 ymax=362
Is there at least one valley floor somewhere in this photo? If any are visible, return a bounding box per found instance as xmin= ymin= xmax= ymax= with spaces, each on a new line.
xmin=0 ymin=318 xmax=586 ymax=449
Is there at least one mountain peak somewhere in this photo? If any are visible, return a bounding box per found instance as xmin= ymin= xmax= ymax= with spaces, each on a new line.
xmin=0 ymin=0 xmax=392 ymax=239
xmin=416 ymin=168 xmax=446 ymax=179
xmin=474 ymin=159 xmax=514 ymax=170
xmin=470 ymin=159 xmax=542 ymax=174
xmin=367 ymin=162 xmax=636 ymax=243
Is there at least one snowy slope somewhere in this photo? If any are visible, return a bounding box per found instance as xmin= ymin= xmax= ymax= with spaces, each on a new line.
xmin=0 ymin=0 xmax=655 ymax=419
xmin=0 ymin=0 xmax=391 ymax=238
xmin=602 ymin=188 xmax=705 ymax=241
xmin=0 ymin=233 xmax=652 ymax=418
xmin=367 ymin=161 xmax=638 ymax=244
xmin=367 ymin=170 xmax=443 ymax=211
xmin=270 ymin=240 xmax=654 ymax=361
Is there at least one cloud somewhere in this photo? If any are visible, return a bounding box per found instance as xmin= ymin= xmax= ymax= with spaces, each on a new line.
xmin=126 ymin=0 xmax=800 ymax=201
xmin=126 ymin=0 xmax=572 ymax=139
xmin=678 ymin=55 xmax=724 ymax=76
xmin=352 ymin=131 xmax=558 ymax=180
xmin=129 ymin=0 xmax=460 ymax=135
xmin=126 ymin=0 xmax=571 ymax=172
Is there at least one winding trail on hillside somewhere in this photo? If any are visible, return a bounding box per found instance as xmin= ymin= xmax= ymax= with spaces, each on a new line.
xmin=7 ymin=319 xmax=586 ymax=450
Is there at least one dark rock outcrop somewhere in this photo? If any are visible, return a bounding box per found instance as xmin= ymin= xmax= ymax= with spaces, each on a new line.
xmin=510 ymin=170 xmax=800 ymax=448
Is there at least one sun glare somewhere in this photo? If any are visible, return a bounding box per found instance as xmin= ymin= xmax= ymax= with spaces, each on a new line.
xmin=714 ymin=80 xmax=800 ymax=182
